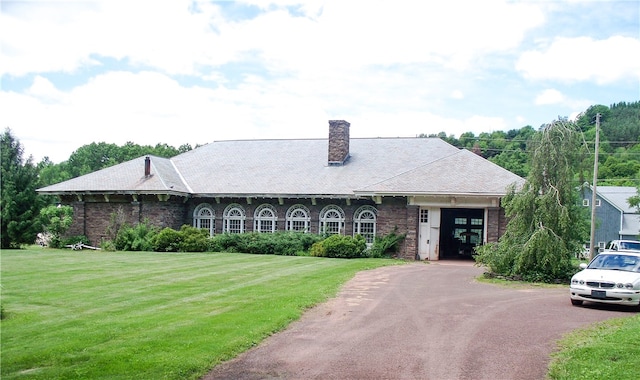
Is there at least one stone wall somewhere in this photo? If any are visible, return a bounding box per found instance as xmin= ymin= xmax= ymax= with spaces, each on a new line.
xmin=184 ymin=196 xmax=416 ymax=259
xmin=61 ymin=195 xmax=187 ymax=246
xmin=486 ymin=207 xmax=507 ymax=243
xmin=62 ymin=194 xmax=502 ymax=260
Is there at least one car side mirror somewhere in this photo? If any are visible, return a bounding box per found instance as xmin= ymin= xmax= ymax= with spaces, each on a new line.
xmin=579 ymin=263 xmax=588 ymax=269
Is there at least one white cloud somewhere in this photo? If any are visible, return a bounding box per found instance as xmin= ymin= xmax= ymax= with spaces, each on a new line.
xmin=0 ymin=0 xmax=228 ymax=76
xmin=351 ymin=112 xmax=507 ymax=139
xmin=533 ymin=88 xmax=593 ymax=116
xmin=1 ymin=0 xmax=545 ymax=77
xmin=2 ymin=0 xmax=637 ymax=165
xmin=451 ymin=90 xmax=464 ymax=100
xmin=3 ymin=71 xmax=333 ymax=163
xmin=535 ymin=89 xmax=565 ymax=105
xmin=516 ymin=36 xmax=640 ymax=84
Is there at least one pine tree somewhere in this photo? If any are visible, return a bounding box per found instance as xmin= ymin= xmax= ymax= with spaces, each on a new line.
xmin=1 ymin=128 xmax=44 ymax=248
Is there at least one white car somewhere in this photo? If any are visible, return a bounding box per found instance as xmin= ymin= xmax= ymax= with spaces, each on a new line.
xmin=570 ymin=251 xmax=640 ymax=309
xmin=603 ymin=239 xmax=640 ymax=252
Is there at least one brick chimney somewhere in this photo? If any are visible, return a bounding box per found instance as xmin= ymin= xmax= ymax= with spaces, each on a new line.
xmin=328 ymin=120 xmax=350 ymax=166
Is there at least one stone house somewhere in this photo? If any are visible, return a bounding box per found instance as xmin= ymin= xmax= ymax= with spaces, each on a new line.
xmin=37 ymin=120 xmax=524 ymax=260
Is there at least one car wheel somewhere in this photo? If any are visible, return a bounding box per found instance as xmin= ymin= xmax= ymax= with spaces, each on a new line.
xmin=571 ymin=299 xmax=583 ymax=306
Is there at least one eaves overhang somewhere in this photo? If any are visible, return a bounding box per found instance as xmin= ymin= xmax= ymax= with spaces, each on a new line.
xmin=36 ymin=189 xmax=192 ymax=198
xmin=190 ymin=192 xmax=361 ymax=199
xmin=353 ymin=190 xmax=509 ymax=198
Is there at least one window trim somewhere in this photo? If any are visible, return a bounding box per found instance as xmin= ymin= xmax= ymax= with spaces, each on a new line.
xmin=193 ymin=203 xmax=215 ymax=236
xmin=254 ymin=204 xmax=278 ymax=233
xmin=286 ymin=204 xmax=311 ymax=232
xmin=353 ymin=205 xmax=377 ymax=245
xmin=319 ymin=205 xmax=345 ymax=235
xmin=223 ymin=203 xmax=246 ymax=234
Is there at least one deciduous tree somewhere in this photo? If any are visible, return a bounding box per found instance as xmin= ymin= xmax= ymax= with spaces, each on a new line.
xmin=475 ymin=120 xmax=590 ymax=282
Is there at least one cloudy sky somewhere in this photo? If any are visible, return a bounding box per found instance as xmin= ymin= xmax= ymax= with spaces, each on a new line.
xmin=1 ymin=0 xmax=639 ymax=163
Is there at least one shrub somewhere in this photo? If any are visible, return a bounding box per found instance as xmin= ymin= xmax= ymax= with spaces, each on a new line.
xmin=115 ymin=221 xmax=158 ymax=251
xmin=368 ymin=227 xmax=406 ymax=258
xmin=209 ymin=232 xmax=323 ymax=255
xmin=39 ymin=205 xmax=73 ymax=248
xmin=149 ymin=225 xmax=210 ymax=252
xmin=152 ymin=228 xmax=182 ymax=252
xmin=208 ymin=233 xmax=241 ymax=252
xmin=310 ymin=234 xmax=367 ymax=259
xmin=177 ymin=225 xmax=210 ymax=252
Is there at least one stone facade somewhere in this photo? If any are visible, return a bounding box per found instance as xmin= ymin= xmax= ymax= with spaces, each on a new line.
xmin=486 ymin=207 xmax=507 ymax=243
xmin=62 ymin=193 xmax=508 ymax=259
xmin=62 ymin=194 xmax=187 ymax=247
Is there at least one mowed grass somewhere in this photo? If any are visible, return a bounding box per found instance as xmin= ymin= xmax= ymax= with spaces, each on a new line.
xmin=548 ymin=314 xmax=640 ymax=380
xmin=1 ymin=248 xmax=399 ymax=379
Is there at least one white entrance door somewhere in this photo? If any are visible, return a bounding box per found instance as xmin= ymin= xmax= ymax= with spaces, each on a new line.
xmin=418 ymin=209 xmax=430 ymax=260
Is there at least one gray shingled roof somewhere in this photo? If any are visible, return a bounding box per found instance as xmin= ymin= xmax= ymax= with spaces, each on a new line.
xmin=38 ymin=137 xmax=524 ymax=198
xmin=37 ymin=156 xmax=191 ymax=195
xmin=354 ymin=149 xmax=524 ymax=196
xmin=597 ymin=186 xmax=637 ymax=213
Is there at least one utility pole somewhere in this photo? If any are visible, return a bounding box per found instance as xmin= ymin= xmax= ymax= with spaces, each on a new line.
xmin=589 ymin=113 xmax=601 ymax=260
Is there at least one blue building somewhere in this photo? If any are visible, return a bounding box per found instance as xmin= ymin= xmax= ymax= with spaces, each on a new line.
xmin=582 ymin=186 xmax=639 ymax=248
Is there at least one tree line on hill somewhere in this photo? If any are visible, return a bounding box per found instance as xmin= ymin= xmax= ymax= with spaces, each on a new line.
xmin=421 ymin=101 xmax=640 ymax=185
xmin=1 ymin=101 xmax=638 ymax=250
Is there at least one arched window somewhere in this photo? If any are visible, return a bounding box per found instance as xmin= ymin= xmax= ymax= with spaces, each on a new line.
xmin=286 ymin=204 xmax=310 ymax=232
xmin=193 ymin=203 xmax=215 ymax=236
xmin=254 ymin=204 xmax=277 ymax=233
xmin=354 ymin=206 xmax=377 ymax=245
xmin=223 ymin=204 xmax=246 ymax=234
xmin=319 ymin=205 xmax=345 ymax=235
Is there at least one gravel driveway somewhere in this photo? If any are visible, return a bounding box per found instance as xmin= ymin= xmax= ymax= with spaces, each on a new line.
xmin=203 ymin=261 xmax=635 ymax=380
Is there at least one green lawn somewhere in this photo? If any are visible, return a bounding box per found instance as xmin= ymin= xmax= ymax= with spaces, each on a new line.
xmin=1 ymin=248 xmax=398 ymax=379
xmin=547 ymin=315 xmax=640 ymax=380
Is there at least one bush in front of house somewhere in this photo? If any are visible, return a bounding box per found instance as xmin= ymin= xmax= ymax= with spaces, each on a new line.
xmin=208 ymin=232 xmax=323 ymax=256
xmin=151 ymin=225 xmax=209 ymax=252
xmin=368 ymin=227 xmax=406 ymax=258
xmin=310 ymin=234 xmax=367 ymax=258
xmin=178 ymin=225 xmax=210 ymax=252
xmin=115 ymin=221 xmax=158 ymax=251
xmin=151 ymin=228 xmax=181 ymax=252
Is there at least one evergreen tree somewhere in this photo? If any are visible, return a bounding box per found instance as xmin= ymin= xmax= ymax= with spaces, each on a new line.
xmin=475 ymin=120 xmax=590 ymax=282
xmin=1 ymin=128 xmax=44 ymax=248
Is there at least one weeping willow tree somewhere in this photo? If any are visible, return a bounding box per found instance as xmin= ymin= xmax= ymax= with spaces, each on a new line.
xmin=475 ymin=119 xmax=590 ymax=282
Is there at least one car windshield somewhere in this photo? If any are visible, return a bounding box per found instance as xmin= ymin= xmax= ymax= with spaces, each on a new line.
xmin=588 ymin=254 xmax=640 ymax=272
xmin=619 ymin=241 xmax=640 ymax=250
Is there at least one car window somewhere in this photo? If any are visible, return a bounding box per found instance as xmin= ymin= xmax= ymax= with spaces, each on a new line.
xmin=588 ymin=254 xmax=640 ymax=271
xmin=619 ymin=241 xmax=640 ymax=250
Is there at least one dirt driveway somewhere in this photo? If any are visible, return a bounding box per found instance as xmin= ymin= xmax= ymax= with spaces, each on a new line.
xmin=203 ymin=261 xmax=635 ymax=380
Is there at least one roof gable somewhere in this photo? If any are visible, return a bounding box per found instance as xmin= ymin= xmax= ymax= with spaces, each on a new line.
xmin=597 ymin=186 xmax=638 ymax=213
xmin=354 ymin=149 xmax=524 ymax=196
xmin=37 ymin=156 xmax=190 ymax=195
